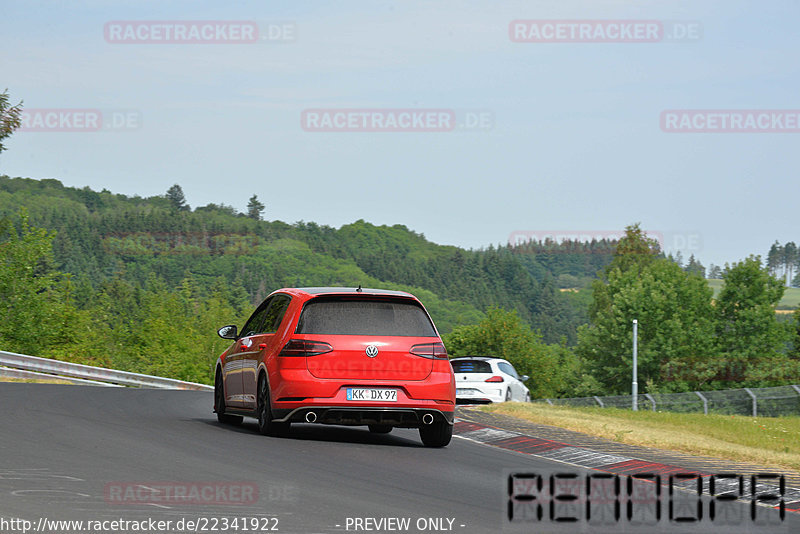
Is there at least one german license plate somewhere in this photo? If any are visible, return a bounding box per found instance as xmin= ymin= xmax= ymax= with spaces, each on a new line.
xmin=346 ymin=388 xmax=397 ymax=402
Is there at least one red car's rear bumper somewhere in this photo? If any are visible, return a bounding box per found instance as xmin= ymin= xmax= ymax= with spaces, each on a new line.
xmin=270 ymin=367 xmax=455 ymax=426
xmin=272 ymin=406 xmax=454 ymax=427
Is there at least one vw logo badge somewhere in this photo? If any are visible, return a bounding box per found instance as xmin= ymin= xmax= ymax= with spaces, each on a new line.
xmin=365 ymin=345 xmax=379 ymax=358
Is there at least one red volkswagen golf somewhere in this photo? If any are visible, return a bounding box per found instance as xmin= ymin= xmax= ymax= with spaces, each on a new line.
xmin=213 ymin=287 xmax=456 ymax=447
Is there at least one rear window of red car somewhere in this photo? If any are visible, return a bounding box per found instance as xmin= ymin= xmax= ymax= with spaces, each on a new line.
xmin=296 ymin=297 xmax=437 ymax=337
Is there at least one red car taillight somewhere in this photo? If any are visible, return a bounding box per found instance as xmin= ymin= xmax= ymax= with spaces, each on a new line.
xmin=409 ymin=342 xmax=448 ymax=359
xmin=485 ymin=375 xmax=504 ymax=383
xmin=279 ymin=340 xmax=333 ymax=357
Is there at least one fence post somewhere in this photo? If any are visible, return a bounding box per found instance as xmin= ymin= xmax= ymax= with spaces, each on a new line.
xmin=632 ymin=319 xmax=638 ymax=411
xmin=644 ymin=393 xmax=656 ymax=412
xmin=744 ymin=388 xmax=757 ymax=417
xmin=593 ymin=396 xmax=605 ymax=408
xmin=545 ymin=398 xmax=553 ymax=406
xmin=694 ymin=391 xmax=708 ymax=415
xmin=791 ymin=386 xmax=800 ymax=414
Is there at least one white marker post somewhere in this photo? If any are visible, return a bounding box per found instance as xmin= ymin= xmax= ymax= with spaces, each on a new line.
xmin=632 ymin=319 xmax=638 ymax=411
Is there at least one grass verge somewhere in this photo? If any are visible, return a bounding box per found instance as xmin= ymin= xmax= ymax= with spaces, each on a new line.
xmin=0 ymin=377 xmax=74 ymax=384
xmin=482 ymin=403 xmax=800 ymax=472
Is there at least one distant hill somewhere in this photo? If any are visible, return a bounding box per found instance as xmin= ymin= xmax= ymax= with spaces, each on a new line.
xmin=0 ymin=175 xmax=616 ymax=340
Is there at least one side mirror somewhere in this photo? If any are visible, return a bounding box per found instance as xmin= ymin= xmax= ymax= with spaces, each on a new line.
xmin=217 ymin=325 xmax=238 ymax=340
xmin=520 ymin=375 xmax=529 ymax=382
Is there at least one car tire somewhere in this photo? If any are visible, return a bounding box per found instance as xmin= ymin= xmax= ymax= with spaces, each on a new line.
xmin=368 ymin=424 xmax=393 ymax=434
xmin=419 ymin=422 xmax=452 ymax=447
xmin=257 ymin=374 xmax=289 ymax=436
xmin=215 ymin=370 xmax=243 ymax=426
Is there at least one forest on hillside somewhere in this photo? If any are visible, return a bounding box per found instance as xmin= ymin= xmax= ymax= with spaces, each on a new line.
xmin=0 ymin=175 xmax=612 ymax=342
xmin=2 ymin=175 xmax=798 ymax=396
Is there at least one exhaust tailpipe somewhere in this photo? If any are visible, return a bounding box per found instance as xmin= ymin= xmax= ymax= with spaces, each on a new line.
xmin=422 ymin=413 xmax=434 ymax=425
xmin=305 ymin=411 xmax=317 ymax=423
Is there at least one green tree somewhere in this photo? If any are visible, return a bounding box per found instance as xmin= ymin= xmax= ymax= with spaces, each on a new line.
xmin=443 ymin=308 xmax=566 ymax=397
xmin=684 ymin=254 xmax=705 ymax=278
xmin=791 ymin=308 xmax=800 ymax=360
xmin=166 ymin=184 xmax=189 ymax=212
xmin=0 ymin=89 xmax=23 ymax=156
xmin=588 ymin=224 xmax=661 ymax=325
xmin=608 ymin=223 xmax=661 ymax=273
xmin=767 ymin=241 xmax=783 ymax=277
xmin=83 ymin=273 xmax=249 ymax=384
xmin=0 ymin=210 xmax=73 ymax=355
xmin=578 ymin=224 xmax=719 ymax=393
xmin=714 ymin=256 xmax=789 ymax=383
xmin=795 ymin=248 xmax=800 ymax=288
xmin=578 ymin=259 xmax=718 ymax=393
xmin=247 ymin=194 xmax=265 ymax=220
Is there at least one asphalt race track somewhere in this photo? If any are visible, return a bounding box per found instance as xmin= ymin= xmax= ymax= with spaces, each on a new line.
xmin=0 ymin=383 xmax=794 ymax=534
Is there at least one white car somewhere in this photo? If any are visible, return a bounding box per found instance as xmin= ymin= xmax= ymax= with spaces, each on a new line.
xmin=450 ymin=357 xmax=530 ymax=404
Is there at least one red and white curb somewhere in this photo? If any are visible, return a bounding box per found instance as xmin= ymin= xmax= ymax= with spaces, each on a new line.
xmin=453 ymin=419 xmax=800 ymax=512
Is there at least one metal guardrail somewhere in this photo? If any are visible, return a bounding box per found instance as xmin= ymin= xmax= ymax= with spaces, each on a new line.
xmin=540 ymin=385 xmax=800 ymax=417
xmin=0 ymin=350 xmax=213 ymax=391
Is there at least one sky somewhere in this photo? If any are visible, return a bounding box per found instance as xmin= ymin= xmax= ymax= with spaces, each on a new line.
xmin=2 ymin=0 xmax=799 ymax=269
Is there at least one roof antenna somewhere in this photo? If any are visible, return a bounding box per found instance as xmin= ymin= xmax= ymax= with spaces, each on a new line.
xmin=356 ymin=284 xmax=362 ymax=292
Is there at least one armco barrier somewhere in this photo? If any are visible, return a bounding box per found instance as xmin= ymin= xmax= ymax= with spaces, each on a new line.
xmin=0 ymin=350 xmax=213 ymax=391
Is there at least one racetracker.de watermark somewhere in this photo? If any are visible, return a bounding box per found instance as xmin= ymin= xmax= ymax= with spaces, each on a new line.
xmin=18 ymin=109 xmax=142 ymax=132
xmin=661 ymin=110 xmax=800 ymax=133
xmin=104 ymin=482 xmax=258 ymax=506
xmin=302 ymin=109 xmax=453 ymax=132
xmin=301 ymin=109 xmax=493 ymax=132
xmin=509 ymin=20 xmax=702 ymax=43
xmin=104 ymin=21 xmax=296 ymax=44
